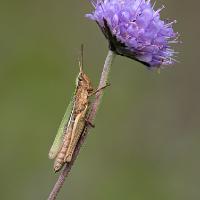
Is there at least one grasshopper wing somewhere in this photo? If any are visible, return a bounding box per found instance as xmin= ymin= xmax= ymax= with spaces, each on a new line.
xmin=48 ymin=99 xmax=73 ymax=159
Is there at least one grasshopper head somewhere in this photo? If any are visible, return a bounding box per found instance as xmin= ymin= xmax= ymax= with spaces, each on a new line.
xmin=77 ymin=67 xmax=93 ymax=92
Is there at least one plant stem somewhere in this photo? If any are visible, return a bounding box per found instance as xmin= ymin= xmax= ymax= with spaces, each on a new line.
xmin=47 ymin=50 xmax=116 ymax=200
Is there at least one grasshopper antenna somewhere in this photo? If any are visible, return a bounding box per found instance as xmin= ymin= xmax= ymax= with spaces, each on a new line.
xmin=79 ymin=44 xmax=84 ymax=73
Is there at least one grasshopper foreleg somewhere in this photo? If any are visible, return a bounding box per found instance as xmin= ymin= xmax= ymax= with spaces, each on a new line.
xmin=89 ymin=83 xmax=111 ymax=97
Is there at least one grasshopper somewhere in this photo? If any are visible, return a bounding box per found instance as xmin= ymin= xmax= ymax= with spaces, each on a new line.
xmin=48 ymin=46 xmax=108 ymax=172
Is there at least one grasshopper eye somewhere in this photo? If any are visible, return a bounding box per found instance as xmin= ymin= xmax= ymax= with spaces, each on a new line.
xmin=78 ymin=77 xmax=82 ymax=81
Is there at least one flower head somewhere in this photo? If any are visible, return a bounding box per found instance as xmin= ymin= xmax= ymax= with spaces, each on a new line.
xmin=86 ymin=0 xmax=179 ymax=68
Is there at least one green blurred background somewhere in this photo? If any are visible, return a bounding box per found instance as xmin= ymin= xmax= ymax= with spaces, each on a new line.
xmin=0 ymin=0 xmax=199 ymax=199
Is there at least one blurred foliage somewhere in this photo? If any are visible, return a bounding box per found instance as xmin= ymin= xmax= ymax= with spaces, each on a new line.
xmin=0 ymin=0 xmax=199 ymax=199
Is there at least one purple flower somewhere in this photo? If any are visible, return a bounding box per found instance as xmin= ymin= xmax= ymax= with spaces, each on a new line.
xmin=86 ymin=0 xmax=179 ymax=68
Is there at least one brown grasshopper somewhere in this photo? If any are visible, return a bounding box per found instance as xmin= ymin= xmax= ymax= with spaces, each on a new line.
xmin=51 ymin=46 xmax=108 ymax=172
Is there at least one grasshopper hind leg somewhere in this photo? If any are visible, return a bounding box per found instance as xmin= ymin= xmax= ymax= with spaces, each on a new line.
xmin=64 ymin=113 xmax=83 ymax=163
xmin=64 ymin=107 xmax=88 ymax=163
